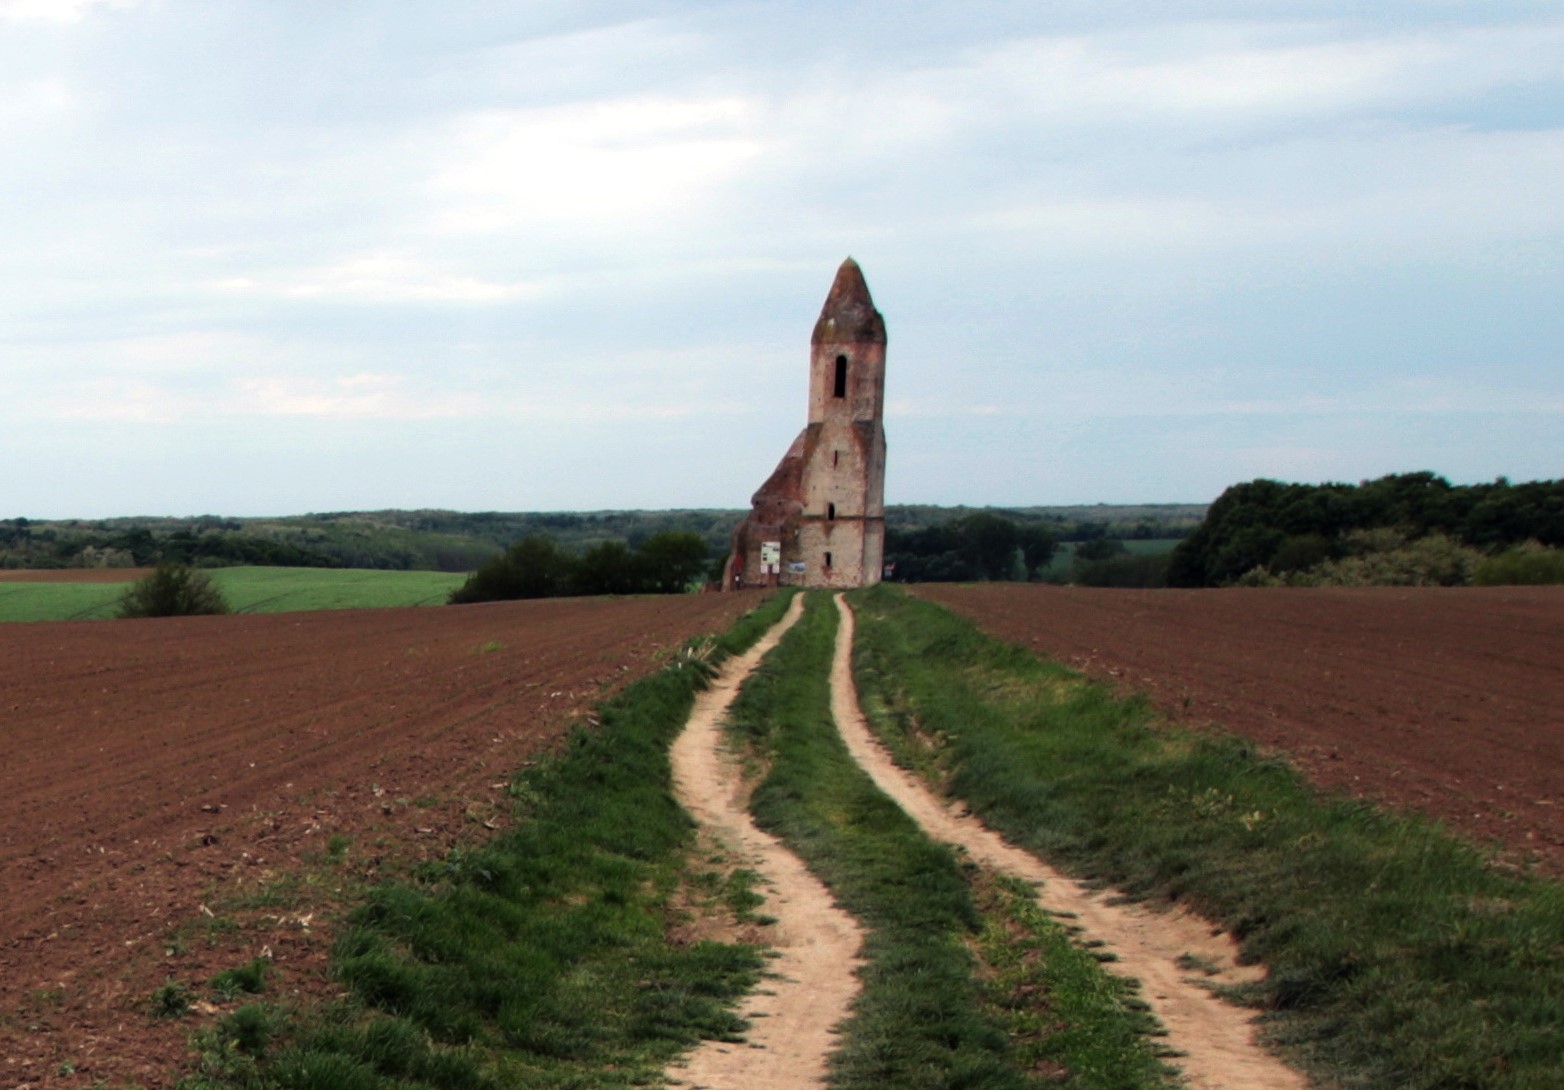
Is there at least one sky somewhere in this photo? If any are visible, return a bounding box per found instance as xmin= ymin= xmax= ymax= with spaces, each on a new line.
xmin=2 ymin=0 xmax=1561 ymax=518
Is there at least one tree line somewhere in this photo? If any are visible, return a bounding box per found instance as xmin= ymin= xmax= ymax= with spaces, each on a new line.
xmin=0 ymin=521 xmax=339 ymax=570
xmin=449 ymin=532 xmax=711 ymax=603
xmin=884 ymin=513 xmax=1059 ymax=582
xmin=1168 ymin=473 xmax=1564 ymax=587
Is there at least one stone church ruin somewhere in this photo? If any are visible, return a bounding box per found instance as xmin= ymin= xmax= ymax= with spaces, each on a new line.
xmin=724 ymin=258 xmax=887 ymax=590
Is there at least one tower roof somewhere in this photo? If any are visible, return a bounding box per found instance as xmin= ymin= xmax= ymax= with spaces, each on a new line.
xmin=811 ymin=257 xmax=887 ymax=345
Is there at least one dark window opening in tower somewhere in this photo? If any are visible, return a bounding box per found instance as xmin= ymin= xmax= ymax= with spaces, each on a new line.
xmin=827 ymin=503 xmax=836 ymax=520
xmin=833 ymin=450 xmax=840 ymax=467
xmin=825 ymin=551 xmax=833 ymax=568
xmin=833 ymin=355 xmax=847 ymax=398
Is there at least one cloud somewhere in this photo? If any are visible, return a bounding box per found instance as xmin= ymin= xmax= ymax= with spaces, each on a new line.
xmin=234 ymin=373 xmax=481 ymax=419
xmin=427 ymin=95 xmax=764 ymax=235
xmin=2 ymin=3 xmax=1562 ymax=515
xmin=0 ymin=0 xmax=137 ymax=23
xmin=0 ymin=77 xmax=74 ymax=130
xmin=216 ymin=252 xmax=544 ymax=304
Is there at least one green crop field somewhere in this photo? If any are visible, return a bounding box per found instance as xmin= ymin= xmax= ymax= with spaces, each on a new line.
xmin=0 ymin=581 xmax=131 ymax=622
xmin=211 ymin=567 xmax=466 ymax=613
xmin=0 ymin=567 xmax=467 ymax=622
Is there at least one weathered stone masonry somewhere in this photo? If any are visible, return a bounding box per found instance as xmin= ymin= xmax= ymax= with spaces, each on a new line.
xmin=725 ymin=258 xmax=887 ymax=590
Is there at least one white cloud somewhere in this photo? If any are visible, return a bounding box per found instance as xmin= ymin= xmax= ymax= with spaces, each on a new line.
xmin=3 ymin=3 xmax=1563 ymax=514
xmin=235 ymin=373 xmax=483 ymax=419
xmin=216 ymin=252 xmax=543 ymax=305
xmin=0 ymin=77 xmax=74 ymax=130
xmin=965 ymin=19 xmax=1564 ymax=128
xmin=0 ymin=0 xmax=137 ymax=23
xmin=233 ymin=372 xmax=749 ymax=422
xmin=48 ymin=378 xmax=206 ymax=424
xmin=427 ymin=96 xmax=764 ymax=234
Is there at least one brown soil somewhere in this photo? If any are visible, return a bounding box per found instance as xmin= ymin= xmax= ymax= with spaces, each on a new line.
xmin=0 ymin=594 xmax=754 ymax=1088
xmin=913 ymin=584 xmax=1564 ymax=876
xmin=832 ymin=596 xmax=1308 ymax=1090
xmin=0 ymin=569 xmax=149 ymax=583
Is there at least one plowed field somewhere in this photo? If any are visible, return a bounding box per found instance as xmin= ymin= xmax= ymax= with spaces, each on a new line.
xmin=914 ymin=584 xmax=1564 ymax=876
xmin=0 ymin=593 xmax=754 ymax=1087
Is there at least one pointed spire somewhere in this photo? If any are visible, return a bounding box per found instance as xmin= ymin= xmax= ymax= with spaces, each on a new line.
xmin=812 ymin=257 xmax=887 ymax=345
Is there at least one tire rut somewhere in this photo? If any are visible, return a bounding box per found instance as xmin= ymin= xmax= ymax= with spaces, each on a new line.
xmin=829 ymin=594 xmax=1311 ymax=1090
xmin=667 ymin=596 xmax=865 ymax=1090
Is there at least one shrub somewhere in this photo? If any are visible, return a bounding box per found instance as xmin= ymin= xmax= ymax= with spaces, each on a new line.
xmin=118 ymin=563 xmax=231 ymax=618
xmin=449 ymin=531 xmax=710 ymax=604
xmin=448 ymin=535 xmax=572 ymax=603
xmin=1073 ymin=551 xmax=1170 ymax=587
xmin=211 ymin=958 xmax=269 ymax=1000
xmin=150 ymin=979 xmax=193 ymax=1018
xmin=1473 ymin=541 xmax=1564 ymax=585
xmin=1235 ymin=531 xmax=1482 ymax=588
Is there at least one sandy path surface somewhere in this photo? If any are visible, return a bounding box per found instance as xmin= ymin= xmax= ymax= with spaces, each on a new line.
xmin=831 ymin=595 xmax=1310 ymax=1090
xmin=668 ymin=596 xmax=865 ymax=1090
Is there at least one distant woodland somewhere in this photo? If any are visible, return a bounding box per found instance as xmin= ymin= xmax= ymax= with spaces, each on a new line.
xmin=1168 ymin=473 xmax=1564 ymax=587
xmin=8 ymin=478 xmax=1558 ymax=588
xmin=0 ymin=504 xmax=1204 ymax=579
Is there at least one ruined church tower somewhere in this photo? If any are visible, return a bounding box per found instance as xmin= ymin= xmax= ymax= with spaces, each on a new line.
xmin=725 ymin=258 xmax=887 ymax=590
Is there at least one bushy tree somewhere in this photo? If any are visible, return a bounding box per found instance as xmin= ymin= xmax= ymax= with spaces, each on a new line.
xmin=449 ymin=531 xmax=710 ymax=604
xmin=1073 ymin=552 xmax=1171 ymax=588
xmin=572 ymin=541 xmax=640 ymax=596
xmin=1073 ymin=538 xmax=1127 ymax=562
xmin=634 ymin=531 xmax=710 ymax=593
xmin=884 ymin=514 xmax=1055 ymax=583
xmin=1170 ymin=473 xmax=1564 ymax=586
xmin=1473 ymin=542 xmax=1564 ymax=585
xmin=117 ymin=563 xmax=231 ymax=618
xmin=1016 ymin=524 xmax=1059 ymax=579
xmin=449 ymin=535 xmax=573 ymax=603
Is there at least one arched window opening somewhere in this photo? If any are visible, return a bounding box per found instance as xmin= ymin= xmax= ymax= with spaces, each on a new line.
xmin=827 ymin=503 xmax=837 ymax=521
xmin=825 ymin=551 xmax=834 ymax=569
xmin=833 ymin=355 xmax=847 ymax=398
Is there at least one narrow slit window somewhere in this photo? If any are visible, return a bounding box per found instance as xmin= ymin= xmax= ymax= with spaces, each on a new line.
xmin=833 ymin=355 xmax=847 ymax=398
xmin=833 ymin=449 xmax=840 ymax=467
xmin=825 ymin=551 xmax=833 ymax=568
xmin=827 ymin=503 xmax=836 ymax=520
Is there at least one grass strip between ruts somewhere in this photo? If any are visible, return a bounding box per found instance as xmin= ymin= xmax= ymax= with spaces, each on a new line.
xmin=848 ymin=584 xmax=1564 ymax=1090
xmin=176 ymin=589 xmax=796 ymax=1090
xmin=724 ymin=592 xmax=1173 ymax=1089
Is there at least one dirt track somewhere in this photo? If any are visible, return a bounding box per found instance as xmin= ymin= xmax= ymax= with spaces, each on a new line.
xmin=0 ymin=594 xmax=752 ymax=1087
xmin=665 ymin=594 xmax=1309 ymax=1090
xmin=914 ymin=584 xmax=1564 ymax=875
xmin=832 ymin=596 xmax=1307 ymax=1090
xmin=669 ymin=595 xmax=865 ymax=1090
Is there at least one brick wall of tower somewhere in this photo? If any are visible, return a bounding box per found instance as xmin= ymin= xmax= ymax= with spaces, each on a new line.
xmin=725 ymin=258 xmax=887 ymax=591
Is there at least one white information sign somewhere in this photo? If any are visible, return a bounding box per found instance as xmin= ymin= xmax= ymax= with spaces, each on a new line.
xmin=760 ymin=541 xmax=781 ymax=574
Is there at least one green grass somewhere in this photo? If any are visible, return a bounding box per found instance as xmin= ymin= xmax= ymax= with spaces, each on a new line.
xmin=848 ymin=584 xmax=1564 ymax=1090
xmin=0 ymin=567 xmax=467 ymax=622
xmin=0 ymin=580 xmax=128 ymax=621
xmin=178 ymin=590 xmax=797 ymax=1090
xmin=211 ymin=567 xmax=466 ymax=613
xmin=724 ymin=593 xmax=1171 ymax=1090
